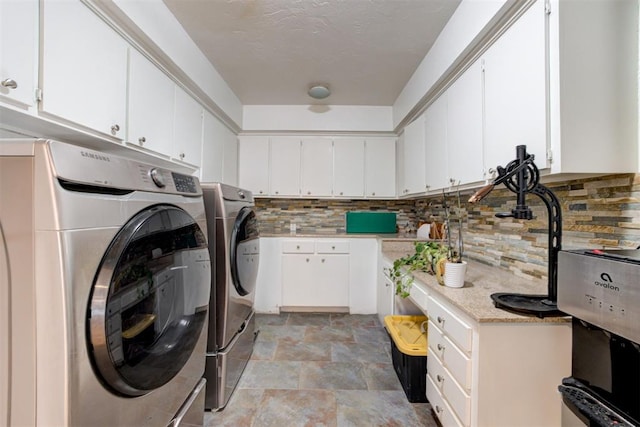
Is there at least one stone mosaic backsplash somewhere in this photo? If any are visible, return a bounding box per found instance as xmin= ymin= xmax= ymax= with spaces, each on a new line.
xmin=255 ymin=198 xmax=419 ymax=235
xmin=255 ymin=174 xmax=640 ymax=281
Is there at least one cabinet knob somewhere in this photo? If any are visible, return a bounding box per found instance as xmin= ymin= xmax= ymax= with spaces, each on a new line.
xmin=435 ymin=405 xmax=442 ymax=414
xmin=275 ymin=191 xmax=279 ymax=195
xmin=437 ymin=343 xmax=444 ymax=351
xmin=307 ymin=191 xmax=311 ymax=195
xmin=436 ymin=375 xmax=444 ymax=383
xmin=321 ymin=258 xmax=325 ymax=263
xmin=138 ymin=136 xmax=146 ymax=145
xmin=110 ymin=124 xmax=120 ymax=135
xmin=340 ymin=192 xmax=343 ymax=195
xmin=179 ymin=152 xmax=185 ymax=160
xmin=296 ymin=245 xmax=300 ymax=249
xmin=437 ymin=316 xmax=444 ymax=324
xmin=306 ymin=258 xmax=310 ymax=262
xmin=1 ymin=78 xmax=17 ymax=89
xmin=259 ymin=190 xmax=263 ymax=194
xmin=331 ymin=246 xmax=335 ymax=250
xmin=372 ymin=192 xmax=375 ymax=196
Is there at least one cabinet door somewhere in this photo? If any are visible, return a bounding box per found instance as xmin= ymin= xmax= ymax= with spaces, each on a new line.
xmin=222 ymin=133 xmax=238 ymax=186
xmin=365 ymin=138 xmax=396 ymax=198
xmin=424 ymin=95 xmax=449 ymax=192
xmin=301 ymin=138 xmax=333 ymax=197
xmin=200 ymin=111 xmax=226 ymax=183
xmin=396 ymin=133 xmax=405 ymax=196
xmin=483 ymin=0 xmax=546 ymax=173
xmin=282 ymin=254 xmax=314 ymax=306
xmin=173 ymin=86 xmax=203 ymax=167
xmin=238 ymin=136 xmax=270 ymax=196
xmin=314 ymin=255 xmax=349 ymax=307
xmin=0 ymin=0 xmax=37 ymax=107
xmin=401 ymin=114 xmax=426 ymax=195
xmin=282 ymin=254 xmax=349 ymax=307
xmin=128 ymin=49 xmax=175 ymax=156
xmin=333 ymin=138 xmax=364 ymax=198
xmin=270 ymin=137 xmax=300 ymax=196
xmin=41 ymin=0 xmax=127 ymax=139
xmin=447 ymin=60 xmax=484 ymax=186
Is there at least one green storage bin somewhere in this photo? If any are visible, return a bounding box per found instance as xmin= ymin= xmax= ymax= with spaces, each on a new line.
xmin=345 ymin=211 xmax=397 ymax=234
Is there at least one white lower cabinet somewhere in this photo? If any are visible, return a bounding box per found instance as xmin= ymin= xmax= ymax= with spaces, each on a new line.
xmin=281 ymin=239 xmax=349 ymax=309
xmin=419 ymin=292 xmax=571 ymax=427
xmin=256 ymin=237 xmax=377 ymax=314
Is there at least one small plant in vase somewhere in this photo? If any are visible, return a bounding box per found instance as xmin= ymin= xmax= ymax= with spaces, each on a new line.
xmin=440 ymin=188 xmax=467 ymax=288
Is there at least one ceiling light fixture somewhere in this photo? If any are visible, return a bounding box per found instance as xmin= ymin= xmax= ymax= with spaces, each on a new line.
xmin=308 ymin=85 xmax=330 ymax=100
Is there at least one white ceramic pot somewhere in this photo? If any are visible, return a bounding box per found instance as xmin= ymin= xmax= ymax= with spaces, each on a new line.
xmin=444 ymin=261 xmax=467 ymax=288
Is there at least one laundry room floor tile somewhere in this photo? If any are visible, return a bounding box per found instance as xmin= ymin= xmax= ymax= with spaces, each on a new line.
xmin=204 ymin=313 xmax=437 ymax=427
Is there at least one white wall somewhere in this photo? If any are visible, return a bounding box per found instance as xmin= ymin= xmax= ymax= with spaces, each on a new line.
xmin=242 ymin=105 xmax=393 ymax=132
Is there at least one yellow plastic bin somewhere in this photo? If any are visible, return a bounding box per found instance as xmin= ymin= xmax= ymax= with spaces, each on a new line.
xmin=384 ymin=315 xmax=428 ymax=403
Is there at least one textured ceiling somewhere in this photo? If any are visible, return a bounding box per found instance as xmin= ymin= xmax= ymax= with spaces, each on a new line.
xmin=163 ymin=0 xmax=461 ymax=106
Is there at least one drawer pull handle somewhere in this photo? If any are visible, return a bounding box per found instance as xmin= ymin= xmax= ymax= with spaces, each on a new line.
xmin=437 ymin=343 xmax=444 ymax=351
xmin=1 ymin=78 xmax=17 ymax=89
xmin=436 ymin=375 xmax=443 ymax=382
xmin=437 ymin=316 xmax=444 ymax=324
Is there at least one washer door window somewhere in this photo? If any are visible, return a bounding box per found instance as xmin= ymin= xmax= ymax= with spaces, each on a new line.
xmin=88 ymin=205 xmax=210 ymax=397
xmin=230 ymin=207 xmax=259 ymax=296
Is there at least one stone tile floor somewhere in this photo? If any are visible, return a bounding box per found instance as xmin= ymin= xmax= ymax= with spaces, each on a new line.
xmin=204 ymin=312 xmax=437 ymax=427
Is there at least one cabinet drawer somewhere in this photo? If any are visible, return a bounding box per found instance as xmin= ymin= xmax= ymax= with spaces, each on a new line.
xmin=426 ymin=374 xmax=464 ymax=427
xmin=315 ymin=240 xmax=349 ymax=254
xmin=428 ymin=354 xmax=471 ymax=426
xmin=282 ymin=241 xmax=315 ymax=254
xmin=428 ymin=296 xmax=473 ymax=353
xmin=428 ymin=321 xmax=472 ymax=390
xmin=409 ymin=282 xmax=428 ymax=312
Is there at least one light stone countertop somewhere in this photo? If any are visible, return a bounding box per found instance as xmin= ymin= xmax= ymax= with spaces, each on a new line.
xmin=382 ymin=249 xmax=570 ymax=324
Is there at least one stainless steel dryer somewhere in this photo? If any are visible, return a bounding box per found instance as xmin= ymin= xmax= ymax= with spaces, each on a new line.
xmin=0 ymin=139 xmax=210 ymax=427
xmin=202 ymin=183 xmax=259 ymax=410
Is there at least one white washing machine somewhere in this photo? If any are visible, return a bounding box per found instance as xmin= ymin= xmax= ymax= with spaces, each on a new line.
xmin=0 ymin=139 xmax=211 ymax=427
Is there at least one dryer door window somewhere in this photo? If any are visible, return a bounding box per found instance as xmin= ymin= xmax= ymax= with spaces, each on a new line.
xmin=230 ymin=207 xmax=259 ymax=296
xmin=88 ymin=204 xmax=210 ymax=397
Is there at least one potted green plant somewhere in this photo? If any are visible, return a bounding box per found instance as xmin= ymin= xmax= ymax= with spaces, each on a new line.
xmin=386 ymin=241 xmax=449 ymax=297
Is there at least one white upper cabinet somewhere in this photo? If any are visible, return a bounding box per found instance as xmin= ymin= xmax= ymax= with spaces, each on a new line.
xmin=200 ymin=111 xmax=226 ymax=184
xmin=301 ymin=138 xmax=333 ymax=197
xmin=401 ymin=114 xmax=426 ymax=195
xmin=365 ymin=138 xmax=396 ymax=198
xmin=424 ymin=94 xmax=449 ymax=192
xmin=127 ymin=48 xmax=175 ymax=156
xmin=222 ymin=134 xmax=238 ymax=187
xmin=333 ymin=138 xmax=365 ymax=198
xmin=270 ymin=137 xmax=301 ymax=196
xmin=483 ymin=0 xmax=547 ymax=173
xmin=0 ymin=0 xmax=37 ymax=108
xmin=41 ymin=0 xmax=127 ymax=139
xmin=548 ymin=0 xmax=637 ymax=174
xmin=173 ymin=86 xmax=203 ymax=167
xmin=446 ymin=60 xmax=484 ymax=187
xmin=238 ymin=136 xmax=270 ymax=196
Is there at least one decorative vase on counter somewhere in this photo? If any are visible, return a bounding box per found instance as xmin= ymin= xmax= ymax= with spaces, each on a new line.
xmin=443 ymin=261 xmax=467 ymax=288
